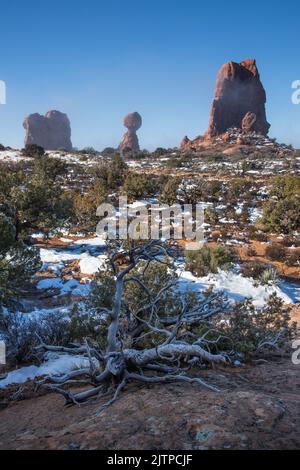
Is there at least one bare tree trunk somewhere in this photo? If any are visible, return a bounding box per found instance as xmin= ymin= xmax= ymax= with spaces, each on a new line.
xmin=106 ymin=277 xmax=123 ymax=353
xmin=123 ymin=343 xmax=226 ymax=366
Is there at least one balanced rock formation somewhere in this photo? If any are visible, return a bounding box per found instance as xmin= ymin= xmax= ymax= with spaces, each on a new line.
xmin=206 ymin=59 xmax=270 ymax=137
xmin=119 ymin=112 xmax=142 ymax=152
xmin=23 ymin=110 xmax=72 ymax=151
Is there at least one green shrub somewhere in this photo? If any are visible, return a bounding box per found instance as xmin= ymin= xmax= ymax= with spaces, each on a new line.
xmin=22 ymin=144 xmax=45 ymax=158
xmin=265 ymin=243 xmax=288 ymax=262
xmin=246 ymin=245 xmax=257 ymax=257
xmin=92 ymin=154 xmax=128 ymax=191
xmin=259 ymin=267 xmax=279 ymax=286
xmin=286 ymin=251 xmax=300 ymax=267
xmin=185 ymin=245 xmax=235 ymax=277
xmin=123 ymin=173 xmax=158 ymax=201
xmin=261 ymin=197 xmax=300 ymax=234
xmin=0 ymin=206 xmax=41 ymax=310
xmin=261 ymin=176 xmax=300 ymax=235
xmin=217 ymin=295 xmax=296 ymax=360
xmin=159 ymin=177 xmax=181 ymax=205
xmin=247 ymin=226 xmax=268 ymax=242
xmin=241 ymin=261 xmax=269 ymax=279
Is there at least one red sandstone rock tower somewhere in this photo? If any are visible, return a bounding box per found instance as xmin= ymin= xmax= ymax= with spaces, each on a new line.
xmin=206 ymin=59 xmax=270 ymax=137
xmin=23 ymin=110 xmax=72 ymax=151
xmin=119 ymin=112 xmax=142 ymax=152
xmin=181 ymin=59 xmax=270 ymax=151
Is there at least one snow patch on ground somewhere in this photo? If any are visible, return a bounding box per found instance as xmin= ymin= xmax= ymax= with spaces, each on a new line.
xmin=178 ymin=269 xmax=293 ymax=307
xmin=79 ymin=254 xmax=107 ymax=275
xmin=36 ymin=277 xmax=91 ymax=296
xmin=0 ymin=150 xmax=29 ymax=163
xmin=74 ymin=236 xmax=106 ymax=247
xmin=40 ymin=248 xmax=82 ymax=264
xmin=0 ymin=353 xmax=97 ymax=389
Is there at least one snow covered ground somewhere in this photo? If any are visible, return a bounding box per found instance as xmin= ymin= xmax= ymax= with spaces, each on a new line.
xmin=39 ymin=236 xmax=107 ymax=277
xmin=0 ymin=353 xmax=98 ymax=389
xmin=178 ymin=268 xmax=295 ymax=308
xmin=0 ymin=150 xmax=29 ymax=163
xmin=36 ymin=277 xmax=91 ymax=296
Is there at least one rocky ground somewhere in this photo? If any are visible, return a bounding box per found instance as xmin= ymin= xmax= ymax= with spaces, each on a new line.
xmin=0 ymin=353 xmax=299 ymax=450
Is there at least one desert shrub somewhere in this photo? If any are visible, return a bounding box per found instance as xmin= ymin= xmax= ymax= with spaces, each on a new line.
xmin=269 ymin=175 xmax=300 ymax=199
xmin=92 ymin=154 xmax=128 ymax=191
xmin=69 ymin=304 xmax=109 ymax=349
xmin=32 ymin=155 xmax=67 ymax=182
xmin=81 ymin=147 xmax=99 ymax=156
xmin=219 ymin=226 xmax=231 ymax=240
xmin=12 ymin=180 xmax=67 ymax=237
xmin=39 ymin=240 xmax=298 ymax=408
xmin=153 ymin=147 xmax=168 ymax=157
xmin=205 ymin=207 xmax=219 ymax=225
xmin=246 ymin=225 xmax=268 ymax=242
xmin=123 ymin=173 xmax=158 ymax=201
xmin=0 ymin=156 xmax=73 ymax=238
xmin=185 ymin=245 xmax=235 ymax=277
xmin=216 ymin=295 xmax=297 ymax=360
xmin=241 ymin=261 xmax=269 ymax=279
xmin=265 ymin=243 xmax=288 ymax=262
xmin=237 ymin=207 xmax=250 ymax=225
xmin=246 ymin=245 xmax=257 ymax=257
xmin=261 ymin=197 xmax=300 ymax=234
xmin=286 ymin=251 xmax=300 ymax=267
xmin=159 ymin=177 xmax=181 ymax=205
xmin=127 ymin=151 xmax=149 ymax=160
xmin=85 ymin=262 xmax=294 ymax=362
xmin=166 ymin=156 xmax=183 ymax=168
xmin=22 ymin=144 xmax=45 ymax=158
xmin=205 ymin=180 xmax=223 ymax=201
xmin=225 ymin=178 xmax=253 ymax=203
xmin=204 ymin=152 xmax=224 ymax=163
xmin=0 ymin=206 xmax=41 ymax=310
xmin=242 ymin=261 xmax=279 ymax=285
xmin=73 ymin=180 xmax=108 ymax=231
xmin=259 ymin=267 xmax=279 ymax=286
xmin=261 ymin=176 xmax=300 ymax=235
xmin=280 ymin=237 xmax=300 ymax=248
xmin=101 ymin=147 xmax=116 ymax=156
xmin=0 ymin=311 xmax=70 ymax=365
xmin=0 ymin=162 xmax=28 ymax=204
xmin=180 ymin=179 xmax=222 ymax=205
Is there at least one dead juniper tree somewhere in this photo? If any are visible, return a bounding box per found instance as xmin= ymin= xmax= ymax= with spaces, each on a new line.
xmin=37 ymin=240 xmax=230 ymax=408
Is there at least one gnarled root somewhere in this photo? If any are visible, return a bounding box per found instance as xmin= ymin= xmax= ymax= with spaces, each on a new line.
xmin=38 ymin=341 xmax=226 ymax=408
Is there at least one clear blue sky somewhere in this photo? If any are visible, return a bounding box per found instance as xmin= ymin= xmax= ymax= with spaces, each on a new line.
xmin=0 ymin=0 xmax=300 ymax=150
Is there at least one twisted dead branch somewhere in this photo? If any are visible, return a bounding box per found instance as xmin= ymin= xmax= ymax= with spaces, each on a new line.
xmin=38 ymin=240 xmax=228 ymax=408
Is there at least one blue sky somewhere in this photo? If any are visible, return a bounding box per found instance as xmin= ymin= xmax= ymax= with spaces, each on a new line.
xmin=0 ymin=0 xmax=299 ymax=150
